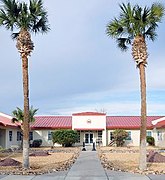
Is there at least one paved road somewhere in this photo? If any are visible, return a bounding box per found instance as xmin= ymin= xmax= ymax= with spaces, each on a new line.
xmin=0 ymin=149 xmax=165 ymax=180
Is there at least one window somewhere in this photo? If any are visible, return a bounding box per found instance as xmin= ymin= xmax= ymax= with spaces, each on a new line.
xmin=98 ymin=131 xmax=102 ymax=141
xmin=146 ymin=131 xmax=152 ymax=137
xmin=29 ymin=132 xmax=33 ymax=141
xmin=77 ymin=131 xmax=80 ymax=143
xmin=48 ymin=131 xmax=52 ymax=140
xmin=9 ymin=131 xmax=12 ymax=141
xmin=17 ymin=131 xmax=22 ymax=141
xmin=110 ymin=132 xmax=114 ymax=140
xmin=157 ymin=131 xmax=162 ymax=141
xmin=126 ymin=131 xmax=131 ymax=140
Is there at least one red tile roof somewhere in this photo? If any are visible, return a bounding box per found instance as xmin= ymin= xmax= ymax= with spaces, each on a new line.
xmin=106 ymin=116 xmax=163 ymax=129
xmin=154 ymin=120 xmax=165 ymax=129
xmin=72 ymin=112 xmax=106 ymax=116
xmin=31 ymin=116 xmax=72 ymax=129
xmin=0 ymin=113 xmax=19 ymax=128
xmin=30 ymin=115 xmax=164 ymax=130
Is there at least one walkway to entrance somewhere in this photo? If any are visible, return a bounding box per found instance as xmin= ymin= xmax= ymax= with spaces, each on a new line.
xmin=0 ymin=149 xmax=165 ymax=180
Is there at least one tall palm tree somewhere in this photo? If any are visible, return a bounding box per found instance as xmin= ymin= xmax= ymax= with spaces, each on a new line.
xmin=0 ymin=0 xmax=49 ymax=169
xmin=106 ymin=3 xmax=164 ymax=170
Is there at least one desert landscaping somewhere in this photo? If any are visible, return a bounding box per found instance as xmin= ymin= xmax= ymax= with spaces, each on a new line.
xmin=0 ymin=147 xmax=80 ymax=175
xmin=0 ymin=146 xmax=165 ymax=175
xmin=99 ymin=146 xmax=165 ymax=175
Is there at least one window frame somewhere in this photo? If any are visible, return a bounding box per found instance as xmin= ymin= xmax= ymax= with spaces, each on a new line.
xmin=126 ymin=131 xmax=131 ymax=140
xmin=9 ymin=131 xmax=12 ymax=141
xmin=29 ymin=132 xmax=33 ymax=141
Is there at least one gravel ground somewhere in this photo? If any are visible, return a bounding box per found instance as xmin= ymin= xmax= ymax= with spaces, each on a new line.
xmin=98 ymin=146 xmax=165 ymax=175
xmin=0 ymin=147 xmax=80 ymax=175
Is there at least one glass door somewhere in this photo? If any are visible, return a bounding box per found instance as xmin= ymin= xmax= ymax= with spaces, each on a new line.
xmin=89 ymin=133 xmax=93 ymax=143
xmin=85 ymin=133 xmax=93 ymax=144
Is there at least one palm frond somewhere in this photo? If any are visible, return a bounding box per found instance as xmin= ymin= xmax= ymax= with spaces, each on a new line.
xmin=29 ymin=0 xmax=50 ymax=33
xmin=116 ymin=37 xmax=131 ymax=51
xmin=0 ymin=0 xmax=50 ymax=34
xmin=12 ymin=106 xmax=38 ymax=123
xmin=12 ymin=107 xmax=24 ymax=122
xmin=151 ymin=3 xmax=165 ymax=22
xmin=11 ymin=32 xmax=19 ymax=39
xmin=144 ymin=25 xmax=157 ymax=41
xmin=0 ymin=0 xmax=21 ymax=30
xmin=106 ymin=18 xmax=124 ymax=38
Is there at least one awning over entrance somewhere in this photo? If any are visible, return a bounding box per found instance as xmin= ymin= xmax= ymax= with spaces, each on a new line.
xmin=74 ymin=128 xmax=104 ymax=131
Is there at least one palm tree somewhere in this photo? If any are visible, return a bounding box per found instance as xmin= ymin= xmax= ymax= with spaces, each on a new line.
xmin=12 ymin=106 xmax=38 ymax=129
xmin=0 ymin=0 xmax=49 ymax=169
xmin=12 ymin=106 xmax=38 ymax=148
xmin=106 ymin=3 xmax=164 ymax=170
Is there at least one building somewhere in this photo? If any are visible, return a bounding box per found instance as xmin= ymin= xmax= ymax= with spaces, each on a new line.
xmin=0 ymin=112 xmax=165 ymax=149
xmin=0 ymin=112 xmax=21 ymax=149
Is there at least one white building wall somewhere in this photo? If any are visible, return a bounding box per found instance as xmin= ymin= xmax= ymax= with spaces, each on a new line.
xmin=107 ymin=129 xmax=141 ymax=146
xmin=5 ymin=129 xmax=21 ymax=149
xmin=33 ymin=130 xmax=53 ymax=146
xmin=153 ymin=128 xmax=165 ymax=147
xmin=72 ymin=115 xmax=106 ymax=146
xmin=72 ymin=115 xmax=106 ymax=130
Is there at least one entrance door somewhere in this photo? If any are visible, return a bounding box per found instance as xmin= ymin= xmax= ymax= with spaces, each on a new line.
xmin=85 ymin=133 xmax=93 ymax=144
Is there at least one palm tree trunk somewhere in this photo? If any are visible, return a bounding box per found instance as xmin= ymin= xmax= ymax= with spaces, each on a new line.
xmin=139 ymin=63 xmax=147 ymax=170
xmin=22 ymin=55 xmax=30 ymax=169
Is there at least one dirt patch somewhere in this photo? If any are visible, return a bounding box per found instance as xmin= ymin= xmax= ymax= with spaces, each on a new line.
xmin=29 ymin=151 xmax=50 ymax=156
xmin=0 ymin=147 xmax=80 ymax=175
xmin=99 ymin=147 xmax=165 ymax=175
xmin=147 ymin=151 xmax=165 ymax=163
xmin=0 ymin=158 xmax=21 ymax=166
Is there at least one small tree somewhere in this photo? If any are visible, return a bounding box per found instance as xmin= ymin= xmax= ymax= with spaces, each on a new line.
xmin=112 ymin=129 xmax=128 ymax=147
xmin=52 ymin=130 xmax=79 ymax=147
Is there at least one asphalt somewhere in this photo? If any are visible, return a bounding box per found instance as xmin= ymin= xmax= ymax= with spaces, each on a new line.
xmin=0 ymin=147 xmax=165 ymax=180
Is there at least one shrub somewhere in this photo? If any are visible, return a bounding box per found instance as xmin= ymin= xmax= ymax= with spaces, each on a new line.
xmin=112 ymin=129 xmax=128 ymax=147
xmin=52 ymin=130 xmax=79 ymax=147
xmin=32 ymin=139 xmax=42 ymax=147
xmin=146 ymin=136 xmax=155 ymax=146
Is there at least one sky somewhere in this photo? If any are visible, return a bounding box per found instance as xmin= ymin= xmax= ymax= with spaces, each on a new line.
xmin=0 ymin=0 xmax=165 ymax=116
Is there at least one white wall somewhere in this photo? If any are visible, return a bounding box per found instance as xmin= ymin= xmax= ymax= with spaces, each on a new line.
xmin=107 ymin=129 xmax=141 ymax=146
xmin=72 ymin=115 xmax=106 ymax=130
xmin=33 ymin=130 xmax=53 ymax=146
xmin=153 ymin=128 xmax=165 ymax=147
xmin=72 ymin=115 xmax=107 ymax=146
xmin=5 ymin=129 xmax=21 ymax=149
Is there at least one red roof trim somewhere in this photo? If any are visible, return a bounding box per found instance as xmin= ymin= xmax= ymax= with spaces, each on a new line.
xmin=106 ymin=126 xmax=153 ymax=130
xmin=31 ymin=126 xmax=71 ymax=130
xmin=72 ymin=112 xmax=106 ymax=116
xmin=0 ymin=123 xmax=19 ymax=129
xmin=74 ymin=128 xmax=104 ymax=131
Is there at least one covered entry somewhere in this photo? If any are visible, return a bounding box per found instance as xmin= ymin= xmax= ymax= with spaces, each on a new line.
xmin=76 ymin=130 xmax=103 ymax=146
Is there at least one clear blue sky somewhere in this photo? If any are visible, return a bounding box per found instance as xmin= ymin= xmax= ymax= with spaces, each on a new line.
xmin=0 ymin=0 xmax=165 ymax=116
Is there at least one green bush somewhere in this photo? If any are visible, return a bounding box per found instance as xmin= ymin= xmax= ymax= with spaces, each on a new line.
xmin=32 ymin=139 xmax=42 ymax=147
xmin=146 ymin=136 xmax=155 ymax=146
xmin=112 ymin=129 xmax=128 ymax=147
xmin=52 ymin=130 xmax=79 ymax=147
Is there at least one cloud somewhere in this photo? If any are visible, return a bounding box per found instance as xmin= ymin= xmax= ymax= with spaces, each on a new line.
xmin=0 ymin=0 xmax=165 ymax=116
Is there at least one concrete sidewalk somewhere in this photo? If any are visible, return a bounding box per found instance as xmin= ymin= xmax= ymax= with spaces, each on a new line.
xmin=0 ymin=150 xmax=165 ymax=180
